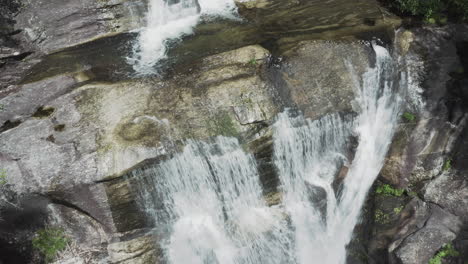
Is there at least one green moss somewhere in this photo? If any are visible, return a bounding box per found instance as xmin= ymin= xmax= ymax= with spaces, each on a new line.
xmin=375 ymin=209 xmax=390 ymax=224
xmin=32 ymin=227 xmax=69 ymax=263
xmin=0 ymin=169 xmax=6 ymax=185
xmin=393 ymin=206 xmax=404 ymax=214
xmin=429 ymin=243 xmax=459 ymax=264
xmin=443 ymin=159 xmax=452 ymax=171
xmin=208 ymin=111 xmax=239 ymax=138
xmin=0 ymin=104 xmax=4 ymax=111
xmin=376 ymin=184 xmax=405 ymax=197
xmin=402 ymin=112 xmax=416 ymax=122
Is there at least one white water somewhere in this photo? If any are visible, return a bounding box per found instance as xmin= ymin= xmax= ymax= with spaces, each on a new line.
xmin=129 ymin=0 xmax=237 ymax=75
xmin=134 ymin=44 xmax=404 ymax=263
xmin=273 ymin=45 xmax=402 ymax=264
xmin=133 ymin=137 xmax=290 ymax=264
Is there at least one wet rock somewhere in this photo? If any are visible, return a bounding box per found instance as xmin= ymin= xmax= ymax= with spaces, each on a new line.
xmin=394 ymin=205 xmax=462 ymax=264
xmin=14 ymin=0 xmax=147 ymax=54
xmin=269 ymin=40 xmax=373 ymax=119
xmin=107 ymin=234 xmax=159 ymax=264
xmin=424 ymin=172 xmax=468 ymax=223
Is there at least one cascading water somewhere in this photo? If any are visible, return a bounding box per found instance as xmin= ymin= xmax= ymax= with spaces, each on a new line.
xmin=129 ymin=0 xmax=237 ymax=75
xmin=273 ymin=44 xmax=402 ymax=264
xmin=131 ymin=137 xmax=289 ymax=264
xmin=133 ymin=44 xmax=404 ymax=263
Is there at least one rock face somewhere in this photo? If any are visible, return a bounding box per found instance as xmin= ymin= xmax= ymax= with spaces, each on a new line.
xmin=0 ymin=38 xmax=378 ymax=262
xmin=1 ymin=0 xmax=466 ymax=263
xmin=14 ymin=0 xmax=147 ymax=54
xmin=366 ymin=25 xmax=468 ymax=264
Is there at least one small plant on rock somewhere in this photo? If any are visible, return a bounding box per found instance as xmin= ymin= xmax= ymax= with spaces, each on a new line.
xmin=376 ymin=184 xmax=405 ymax=196
xmin=402 ymin=112 xmax=416 ymax=122
xmin=443 ymin=158 xmax=452 ymax=171
xmin=393 ymin=206 xmax=404 ymax=214
xmin=0 ymin=169 xmax=6 ymax=185
xmin=429 ymin=243 xmax=459 ymax=264
xmin=248 ymin=58 xmax=258 ymax=66
xmin=32 ymin=227 xmax=69 ymax=263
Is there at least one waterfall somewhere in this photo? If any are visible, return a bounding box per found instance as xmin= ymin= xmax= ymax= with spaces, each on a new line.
xmin=129 ymin=0 xmax=237 ymax=75
xmin=131 ymin=137 xmax=290 ymax=264
xmin=273 ymin=44 xmax=402 ymax=264
xmin=133 ymin=44 xmax=403 ymax=263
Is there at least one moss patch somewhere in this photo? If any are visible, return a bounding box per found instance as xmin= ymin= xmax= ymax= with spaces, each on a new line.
xmin=114 ymin=118 xmax=162 ymax=146
xmin=374 ymin=209 xmax=390 ymax=224
xmin=207 ymin=111 xmax=239 ymax=138
xmin=393 ymin=205 xmax=404 ymax=214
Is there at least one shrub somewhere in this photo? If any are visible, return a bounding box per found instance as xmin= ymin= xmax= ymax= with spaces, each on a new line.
xmin=390 ymin=0 xmax=468 ymax=22
xmin=429 ymin=243 xmax=459 ymax=264
xmin=376 ymin=184 xmax=405 ymax=196
xmin=32 ymin=228 xmax=69 ymax=263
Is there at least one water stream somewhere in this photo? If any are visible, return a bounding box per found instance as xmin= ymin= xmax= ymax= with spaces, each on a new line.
xmin=129 ymin=0 xmax=237 ymax=75
xmin=132 ymin=44 xmax=404 ymax=263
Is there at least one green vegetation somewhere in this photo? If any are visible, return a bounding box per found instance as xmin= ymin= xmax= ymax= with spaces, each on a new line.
xmin=376 ymin=184 xmax=405 ymax=196
xmin=390 ymin=0 xmax=468 ymax=22
xmin=248 ymin=58 xmax=258 ymax=66
xmin=402 ymin=112 xmax=416 ymax=122
xmin=443 ymin=159 xmax=452 ymax=171
xmin=0 ymin=169 xmax=6 ymax=185
xmin=393 ymin=206 xmax=404 ymax=214
xmin=429 ymin=243 xmax=459 ymax=264
xmin=32 ymin=227 xmax=69 ymax=263
xmin=208 ymin=111 xmax=239 ymax=138
xmin=0 ymin=104 xmax=4 ymax=111
xmin=375 ymin=209 xmax=390 ymax=224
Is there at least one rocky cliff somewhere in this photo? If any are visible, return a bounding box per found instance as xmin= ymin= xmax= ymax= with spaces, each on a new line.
xmin=0 ymin=0 xmax=467 ymax=263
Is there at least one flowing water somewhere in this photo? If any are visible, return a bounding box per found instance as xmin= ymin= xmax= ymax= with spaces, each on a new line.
xmin=132 ymin=44 xmax=404 ymax=263
xmin=273 ymin=45 xmax=402 ymax=263
xmin=129 ymin=0 xmax=237 ymax=75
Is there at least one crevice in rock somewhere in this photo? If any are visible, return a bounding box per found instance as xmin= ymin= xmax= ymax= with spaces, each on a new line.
xmin=0 ymin=119 xmax=21 ymax=133
xmin=48 ymin=197 xmax=105 ymax=227
xmin=32 ymin=106 xmax=55 ymax=118
xmin=95 ymin=155 xmax=170 ymax=184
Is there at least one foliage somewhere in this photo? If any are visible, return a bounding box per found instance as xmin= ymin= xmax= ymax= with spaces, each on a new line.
xmin=32 ymin=228 xmax=69 ymax=263
xmin=443 ymin=159 xmax=452 ymax=171
xmin=429 ymin=243 xmax=460 ymax=264
xmin=375 ymin=209 xmax=390 ymax=224
xmin=376 ymin=184 xmax=405 ymax=196
xmin=0 ymin=169 xmax=6 ymax=185
xmin=390 ymin=0 xmax=468 ymax=22
xmin=402 ymin=112 xmax=416 ymax=122
xmin=393 ymin=206 xmax=404 ymax=214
